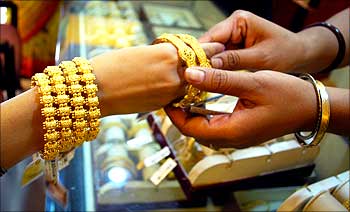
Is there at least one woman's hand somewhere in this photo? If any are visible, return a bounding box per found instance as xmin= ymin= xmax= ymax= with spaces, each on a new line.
xmin=165 ymin=67 xmax=319 ymax=148
xmin=91 ymin=43 xmax=225 ymax=116
xmin=200 ymin=9 xmax=349 ymax=73
xmin=200 ymin=10 xmax=305 ymax=72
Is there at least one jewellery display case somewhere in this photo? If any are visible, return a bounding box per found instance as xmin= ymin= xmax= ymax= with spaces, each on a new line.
xmin=49 ymin=1 xmax=319 ymax=211
xmin=146 ymin=94 xmax=319 ymax=200
xmin=141 ymin=3 xmax=203 ymax=29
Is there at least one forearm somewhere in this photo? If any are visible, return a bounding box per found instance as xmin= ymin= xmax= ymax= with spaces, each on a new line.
xmin=296 ymin=8 xmax=349 ymax=73
xmin=1 ymin=88 xmax=45 ymax=169
xmin=90 ymin=43 xmax=180 ymax=115
xmin=326 ymin=87 xmax=350 ymax=135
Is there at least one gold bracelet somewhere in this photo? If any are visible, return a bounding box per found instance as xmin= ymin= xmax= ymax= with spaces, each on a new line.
xmin=175 ymin=34 xmax=211 ymax=68
xmin=295 ymin=73 xmax=330 ymax=146
xmin=343 ymin=200 xmax=349 ymax=211
xmin=31 ymin=72 xmax=59 ymax=160
xmin=60 ymin=61 xmax=87 ymax=147
xmin=44 ymin=66 xmax=73 ymax=153
xmin=72 ymin=57 xmax=101 ymax=141
xmin=153 ymin=33 xmax=204 ymax=108
xmin=314 ymin=80 xmax=330 ymax=143
xmin=175 ymin=34 xmax=212 ymax=105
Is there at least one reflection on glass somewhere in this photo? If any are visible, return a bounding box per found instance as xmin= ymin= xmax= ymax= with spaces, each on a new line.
xmin=107 ymin=167 xmax=131 ymax=187
xmin=0 ymin=7 xmax=9 ymax=24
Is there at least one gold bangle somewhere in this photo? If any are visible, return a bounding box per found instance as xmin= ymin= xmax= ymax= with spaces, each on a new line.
xmin=44 ymin=66 xmax=73 ymax=153
xmin=175 ymin=34 xmax=211 ymax=68
xmin=72 ymin=57 xmax=101 ymax=141
xmin=343 ymin=200 xmax=349 ymax=211
xmin=153 ymin=33 xmax=204 ymax=108
xmin=60 ymin=61 xmax=87 ymax=147
xmin=31 ymin=72 xmax=59 ymax=160
xmin=314 ymin=80 xmax=330 ymax=143
xmin=175 ymin=34 xmax=212 ymax=105
xmin=295 ymin=73 xmax=330 ymax=146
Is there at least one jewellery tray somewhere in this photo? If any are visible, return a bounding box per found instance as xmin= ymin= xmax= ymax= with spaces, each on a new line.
xmin=277 ymin=170 xmax=349 ymax=211
xmin=147 ymin=114 xmax=320 ymax=199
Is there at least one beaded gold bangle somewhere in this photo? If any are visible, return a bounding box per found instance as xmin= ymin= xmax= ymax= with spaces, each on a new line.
xmin=46 ymin=66 xmax=74 ymax=153
xmin=60 ymin=61 xmax=87 ymax=147
xmin=72 ymin=57 xmax=101 ymax=141
xmin=44 ymin=66 xmax=73 ymax=153
xmin=31 ymin=73 xmax=59 ymax=161
xmin=153 ymin=33 xmax=203 ymax=108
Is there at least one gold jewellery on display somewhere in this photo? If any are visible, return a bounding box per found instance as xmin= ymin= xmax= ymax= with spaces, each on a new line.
xmin=31 ymin=57 xmax=101 ymax=161
xmin=153 ymin=34 xmax=211 ymax=108
xmin=295 ymin=73 xmax=330 ymax=147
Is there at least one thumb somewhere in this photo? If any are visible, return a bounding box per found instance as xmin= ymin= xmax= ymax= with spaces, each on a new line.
xmin=211 ymin=48 xmax=263 ymax=71
xmin=184 ymin=67 xmax=259 ymax=97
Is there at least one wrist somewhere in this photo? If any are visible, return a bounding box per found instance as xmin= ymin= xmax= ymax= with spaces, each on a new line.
xmin=295 ymin=27 xmax=338 ymax=73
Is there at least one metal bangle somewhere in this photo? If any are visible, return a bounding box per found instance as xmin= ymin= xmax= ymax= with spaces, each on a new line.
xmin=0 ymin=167 xmax=7 ymax=177
xmin=304 ymin=22 xmax=346 ymax=73
xmin=313 ymin=80 xmax=330 ymax=144
xmin=294 ymin=73 xmax=330 ymax=146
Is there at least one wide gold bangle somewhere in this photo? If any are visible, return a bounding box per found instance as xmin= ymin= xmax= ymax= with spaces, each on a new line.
xmin=153 ymin=33 xmax=204 ymax=108
xmin=295 ymin=73 xmax=330 ymax=146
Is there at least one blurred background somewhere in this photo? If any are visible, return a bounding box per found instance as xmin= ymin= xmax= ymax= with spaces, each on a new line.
xmin=0 ymin=1 xmax=348 ymax=211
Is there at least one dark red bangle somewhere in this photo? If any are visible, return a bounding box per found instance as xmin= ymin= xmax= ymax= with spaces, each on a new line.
xmin=0 ymin=167 xmax=7 ymax=177
xmin=304 ymin=22 xmax=346 ymax=73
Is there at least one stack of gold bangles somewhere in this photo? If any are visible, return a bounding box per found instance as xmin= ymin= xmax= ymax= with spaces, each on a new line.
xmin=295 ymin=73 xmax=330 ymax=146
xmin=31 ymin=57 xmax=101 ymax=161
xmin=153 ymin=33 xmax=211 ymax=108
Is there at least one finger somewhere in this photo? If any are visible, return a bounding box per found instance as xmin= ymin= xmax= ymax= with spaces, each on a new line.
xmin=199 ymin=16 xmax=234 ymax=43
xmin=164 ymin=105 xmax=228 ymax=140
xmin=210 ymin=48 xmax=264 ymax=70
xmin=184 ymin=67 xmax=260 ymax=98
xmin=200 ymin=42 xmax=225 ymax=58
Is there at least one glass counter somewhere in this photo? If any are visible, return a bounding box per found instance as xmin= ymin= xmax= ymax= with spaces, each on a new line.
xmin=49 ymin=1 xmax=316 ymax=211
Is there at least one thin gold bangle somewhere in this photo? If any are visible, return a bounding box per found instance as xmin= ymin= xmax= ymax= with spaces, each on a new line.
xmin=295 ymin=73 xmax=330 ymax=146
xmin=314 ymin=80 xmax=330 ymax=144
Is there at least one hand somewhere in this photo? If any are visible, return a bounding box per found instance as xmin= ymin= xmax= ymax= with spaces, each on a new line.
xmin=91 ymin=43 xmax=224 ymax=115
xmin=200 ymin=10 xmax=306 ymax=72
xmin=165 ymin=67 xmax=318 ymax=148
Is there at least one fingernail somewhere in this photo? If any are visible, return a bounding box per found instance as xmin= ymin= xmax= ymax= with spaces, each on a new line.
xmin=211 ymin=58 xmax=223 ymax=68
xmin=185 ymin=68 xmax=205 ymax=84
